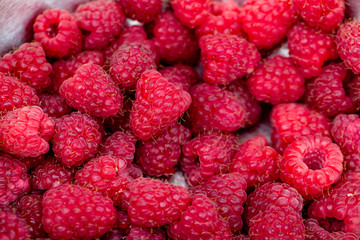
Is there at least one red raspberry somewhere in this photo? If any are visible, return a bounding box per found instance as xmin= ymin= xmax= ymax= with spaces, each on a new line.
xmin=318 ymin=218 xmax=346 ymax=233
xmin=280 ymin=135 xmax=343 ymax=199
xmin=0 ymin=106 xmax=55 ymax=157
xmin=30 ymin=157 xmax=75 ymax=190
xmin=109 ymin=43 xmax=157 ymax=89
xmin=331 ymin=114 xmax=360 ymax=170
xmin=129 ymin=70 xmax=191 ymax=140
xmin=187 ymin=83 xmax=247 ymax=133
xmin=337 ymin=21 xmax=360 ymax=74
xmin=39 ymin=93 xmax=72 ymax=119
xmin=51 ymin=112 xmax=102 ymax=167
xmin=33 ymin=9 xmax=82 ymax=58
xmin=42 ymin=184 xmax=117 ymax=239
xmin=304 ymin=218 xmax=358 ymax=240
xmin=17 ymin=155 xmax=45 ymax=171
xmin=241 ymin=0 xmax=298 ymax=49
xmin=230 ymin=135 xmax=281 ymax=187
xmin=168 ymin=194 xmax=232 ymax=240
xmin=270 ymin=103 xmax=331 ymax=153
xmin=75 ymin=0 xmax=126 ymax=50
xmin=330 ymin=232 xmax=359 ymax=240
xmin=119 ymin=0 xmax=162 ymax=23
xmin=180 ymin=131 xmax=238 ymax=186
xmin=288 ymin=21 xmax=338 ymax=79
xmin=0 ymin=153 xmax=29 ymax=205
xmin=304 ymin=63 xmax=355 ymax=117
xmin=0 ymin=42 xmax=52 ymax=90
xmin=346 ymin=75 xmax=360 ymax=110
xmin=294 ymin=0 xmax=345 ymax=31
xmin=308 ymin=171 xmax=360 ymax=236
xmin=104 ymin=95 xmax=133 ymax=132
xmin=60 ymin=63 xmax=123 ymax=118
xmin=0 ymin=205 xmax=31 ymax=240
xmin=199 ymin=34 xmax=260 ymax=86
xmin=122 ymin=178 xmax=190 ymax=227
xmin=16 ymin=193 xmax=46 ymax=238
xmin=249 ymin=206 xmax=305 ymax=240
xmin=116 ymin=210 xmax=130 ymax=232
xmin=0 ymin=73 xmax=39 ymax=115
xmin=127 ymin=226 xmax=166 ymax=240
xmin=233 ymin=234 xmax=251 ymax=240
xmin=136 ymin=123 xmax=191 ymax=176
xmin=151 ymin=11 xmax=199 ymax=65
xmin=190 ymin=173 xmax=247 ymax=233
xmin=247 ymin=55 xmax=305 ymax=104
xmin=171 ymin=0 xmax=211 ymax=28
xmin=159 ymin=64 xmax=200 ymax=92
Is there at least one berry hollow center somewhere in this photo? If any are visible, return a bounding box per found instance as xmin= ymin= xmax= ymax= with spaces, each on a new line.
xmin=303 ymin=149 xmax=325 ymax=170
xmin=47 ymin=24 xmax=59 ymax=38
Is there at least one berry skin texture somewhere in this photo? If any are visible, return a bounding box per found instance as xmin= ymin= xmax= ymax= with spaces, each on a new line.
xmin=337 ymin=21 xmax=360 ymax=74
xmin=75 ymin=0 xmax=126 ymax=50
xmin=127 ymin=226 xmax=166 ymax=240
xmin=51 ymin=112 xmax=102 ymax=167
xmin=122 ymin=178 xmax=191 ymax=227
xmin=33 ymin=9 xmax=82 ymax=58
xmin=39 ymin=93 xmax=72 ymax=119
xmin=0 ymin=205 xmax=31 ymax=240
xmin=199 ymin=34 xmax=260 ymax=86
xmin=241 ymin=0 xmax=298 ymax=49
xmin=294 ymin=0 xmax=345 ymax=31
xmin=0 ymin=73 xmax=39 ymax=115
xmin=159 ymin=64 xmax=200 ymax=92
xmin=346 ymin=75 xmax=360 ymax=111
xmin=304 ymin=63 xmax=355 ymax=117
xmin=0 ymin=42 xmax=52 ymax=90
xmin=230 ymin=135 xmax=281 ymax=187
xmin=247 ymin=55 xmax=305 ymax=105
xmin=288 ymin=21 xmax=338 ymax=79
xmin=129 ymin=70 xmax=192 ymax=141
xmin=42 ymin=184 xmax=117 ymax=240
xmin=119 ymin=0 xmax=162 ymax=23
xmin=171 ymin=0 xmax=211 ymax=28
xmin=60 ymin=63 xmax=123 ymax=118
xmin=280 ymin=135 xmax=343 ymax=199
xmin=0 ymin=106 xmax=55 ymax=157
xmin=168 ymin=194 xmax=232 ymax=240
xmin=0 ymin=153 xmax=29 ymax=205
xmin=190 ymin=173 xmax=247 ymax=233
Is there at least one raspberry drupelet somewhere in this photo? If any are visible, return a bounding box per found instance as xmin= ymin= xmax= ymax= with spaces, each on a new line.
xmin=0 ymin=205 xmax=31 ymax=240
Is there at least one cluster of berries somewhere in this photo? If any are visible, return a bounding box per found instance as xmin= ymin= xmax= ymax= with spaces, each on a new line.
xmin=0 ymin=0 xmax=360 ymax=239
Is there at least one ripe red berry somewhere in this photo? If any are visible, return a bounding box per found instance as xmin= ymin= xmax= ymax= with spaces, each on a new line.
xmin=159 ymin=64 xmax=200 ymax=92
xmin=171 ymin=0 xmax=212 ymax=28
xmin=0 ymin=205 xmax=31 ymax=240
xmin=39 ymin=93 xmax=72 ymax=119
xmin=119 ymin=0 xmax=162 ymax=23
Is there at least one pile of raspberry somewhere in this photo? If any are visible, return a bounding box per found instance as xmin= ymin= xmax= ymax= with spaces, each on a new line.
xmin=1 ymin=0 xmax=360 ymax=239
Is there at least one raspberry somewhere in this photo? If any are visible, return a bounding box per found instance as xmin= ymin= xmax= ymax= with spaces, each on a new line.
xmin=151 ymin=11 xmax=199 ymax=65
xmin=0 ymin=73 xmax=39 ymax=115
xmin=346 ymin=75 xmax=360 ymax=111
xmin=0 ymin=42 xmax=52 ymax=90
xmin=129 ymin=69 xmax=191 ymax=140
xmin=30 ymin=157 xmax=75 ymax=190
xmin=308 ymin=171 xmax=360 ymax=236
xmin=115 ymin=211 xmax=130 ymax=233
xmin=119 ymin=0 xmax=162 ymax=23
xmin=270 ymin=103 xmax=331 ymax=153
xmin=51 ymin=112 xmax=102 ymax=167
xmin=247 ymin=55 xmax=305 ymax=104
xmin=337 ymin=21 xmax=360 ymax=74
xmin=180 ymin=131 xmax=238 ymax=186
xmin=304 ymin=63 xmax=355 ymax=117
xmin=109 ymin=43 xmax=157 ymax=89
xmin=42 ymin=184 xmax=117 ymax=239
xmin=104 ymin=95 xmax=133 ymax=132
xmin=159 ymin=64 xmax=200 ymax=92
xmin=168 ymin=194 xmax=232 ymax=239
xmin=60 ymin=63 xmax=123 ymax=118
xmin=199 ymin=34 xmax=260 ymax=85
xmin=0 ymin=153 xmax=29 ymax=205
xmin=318 ymin=218 xmax=346 ymax=233
xmin=136 ymin=123 xmax=191 ymax=176
xmin=171 ymin=0 xmax=211 ymax=28
xmin=331 ymin=114 xmax=360 ymax=170
xmin=127 ymin=226 xmax=166 ymax=240
xmin=187 ymin=83 xmax=247 ymax=133
xmin=294 ymin=0 xmax=345 ymax=31
xmin=190 ymin=173 xmax=247 ymax=233
xmin=33 ymin=9 xmax=82 ymax=58
xmin=39 ymin=93 xmax=72 ymax=119
xmin=0 ymin=205 xmax=31 ymax=240
xmin=288 ymin=21 xmax=338 ymax=78
xmin=249 ymin=206 xmax=305 ymax=240
xmin=280 ymin=135 xmax=343 ymax=199
xmin=241 ymin=0 xmax=298 ymax=49
xmin=75 ymin=0 xmax=126 ymax=50
xmin=122 ymin=178 xmax=190 ymax=227
xmin=0 ymin=106 xmax=55 ymax=157
xmin=230 ymin=135 xmax=281 ymax=187
xmin=17 ymin=155 xmax=45 ymax=171
xmin=304 ymin=218 xmax=358 ymax=240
